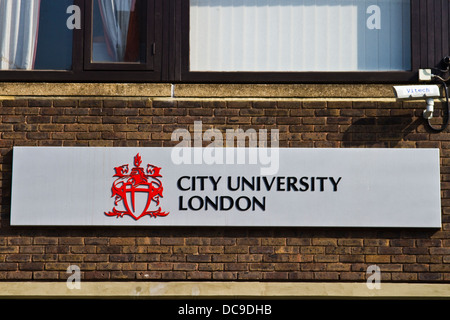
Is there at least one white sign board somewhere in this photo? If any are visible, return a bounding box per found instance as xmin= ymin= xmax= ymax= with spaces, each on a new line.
xmin=10 ymin=147 xmax=441 ymax=228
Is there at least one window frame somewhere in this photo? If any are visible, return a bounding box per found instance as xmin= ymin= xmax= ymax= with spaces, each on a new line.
xmin=177 ymin=0 xmax=418 ymax=84
xmin=84 ymin=0 xmax=155 ymax=71
xmin=0 ymin=0 xmax=163 ymax=82
xmin=0 ymin=0 xmax=447 ymax=84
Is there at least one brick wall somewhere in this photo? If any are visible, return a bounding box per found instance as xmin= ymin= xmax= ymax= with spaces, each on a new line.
xmin=0 ymin=95 xmax=449 ymax=282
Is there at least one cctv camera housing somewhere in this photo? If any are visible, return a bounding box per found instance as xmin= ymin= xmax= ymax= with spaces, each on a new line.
xmin=393 ymin=85 xmax=441 ymax=100
xmin=443 ymin=56 xmax=450 ymax=66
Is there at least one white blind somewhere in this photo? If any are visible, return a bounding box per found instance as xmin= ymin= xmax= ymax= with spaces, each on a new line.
xmin=190 ymin=0 xmax=411 ymax=72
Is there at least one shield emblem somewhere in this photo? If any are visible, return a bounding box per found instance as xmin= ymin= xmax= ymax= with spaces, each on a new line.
xmin=124 ymin=183 xmax=151 ymax=220
xmin=105 ymin=154 xmax=169 ymax=220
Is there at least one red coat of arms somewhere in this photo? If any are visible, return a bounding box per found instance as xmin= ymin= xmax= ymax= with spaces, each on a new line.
xmin=105 ymin=153 xmax=169 ymax=220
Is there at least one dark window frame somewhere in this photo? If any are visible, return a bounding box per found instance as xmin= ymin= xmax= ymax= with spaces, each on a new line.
xmin=0 ymin=0 xmax=448 ymax=84
xmin=177 ymin=0 xmax=420 ymax=84
xmin=0 ymin=0 xmax=162 ymax=82
xmin=79 ymin=0 xmax=163 ymax=81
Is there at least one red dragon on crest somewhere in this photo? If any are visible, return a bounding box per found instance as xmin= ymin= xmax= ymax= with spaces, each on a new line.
xmin=105 ymin=153 xmax=169 ymax=220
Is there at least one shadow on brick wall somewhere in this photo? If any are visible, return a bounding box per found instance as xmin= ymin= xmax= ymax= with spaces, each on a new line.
xmin=342 ymin=116 xmax=424 ymax=148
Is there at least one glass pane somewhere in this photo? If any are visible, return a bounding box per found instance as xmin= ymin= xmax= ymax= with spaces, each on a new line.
xmin=0 ymin=0 xmax=73 ymax=70
xmin=190 ymin=0 xmax=411 ymax=72
xmin=92 ymin=0 xmax=145 ymax=63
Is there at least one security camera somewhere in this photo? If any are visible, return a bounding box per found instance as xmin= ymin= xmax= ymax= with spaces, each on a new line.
xmin=393 ymin=85 xmax=441 ymax=120
xmin=443 ymin=56 xmax=450 ymax=67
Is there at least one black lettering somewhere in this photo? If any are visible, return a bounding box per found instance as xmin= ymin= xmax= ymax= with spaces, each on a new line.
xmin=287 ymin=177 xmax=298 ymax=191
xmin=227 ymin=176 xmax=240 ymax=191
xmin=236 ymin=197 xmax=251 ymax=211
xmin=177 ymin=176 xmax=190 ymax=191
xmin=330 ymin=177 xmax=342 ymax=191
xmin=220 ymin=196 xmax=234 ymax=210
xmin=242 ymin=176 xmax=255 ymax=191
xmin=179 ymin=196 xmax=187 ymax=210
xmin=299 ymin=177 xmax=309 ymax=191
xmin=197 ymin=176 xmax=208 ymax=190
xmin=188 ymin=196 xmax=203 ymax=211
xmin=255 ymin=176 xmax=261 ymax=191
xmin=205 ymin=196 xmax=218 ymax=210
xmin=316 ymin=177 xmax=327 ymax=191
xmin=262 ymin=176 xmax=276 ymax=191
xmin=276 ymin=176 xmax=285 ymax=191
xmin=209 ymin=176 xmax=222 ymax=191
xmin=253 ymin=197 xmax=266 ymax=211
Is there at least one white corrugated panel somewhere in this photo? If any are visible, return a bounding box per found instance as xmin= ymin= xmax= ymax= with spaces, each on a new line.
xmin=190 ymin=0 xmax=411 ymax=72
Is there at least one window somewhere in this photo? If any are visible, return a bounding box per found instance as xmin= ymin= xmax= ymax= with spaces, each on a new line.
xmin=0 ymin=0 xmax=161 ymax=81
xmin=0 ymin=0 xmax=448 ymax=83
xmin=189 ymin=0 xmax=411 ymax=72
xmin=36 ymin=0 xmax=74 ymax=70
xmin=0 ymin=0 xmax=73 ymax=70
xmin=86 ymin=0 xmax=155 ymax=71
xmin=91 ymin=0 xmax=144 ymax=63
